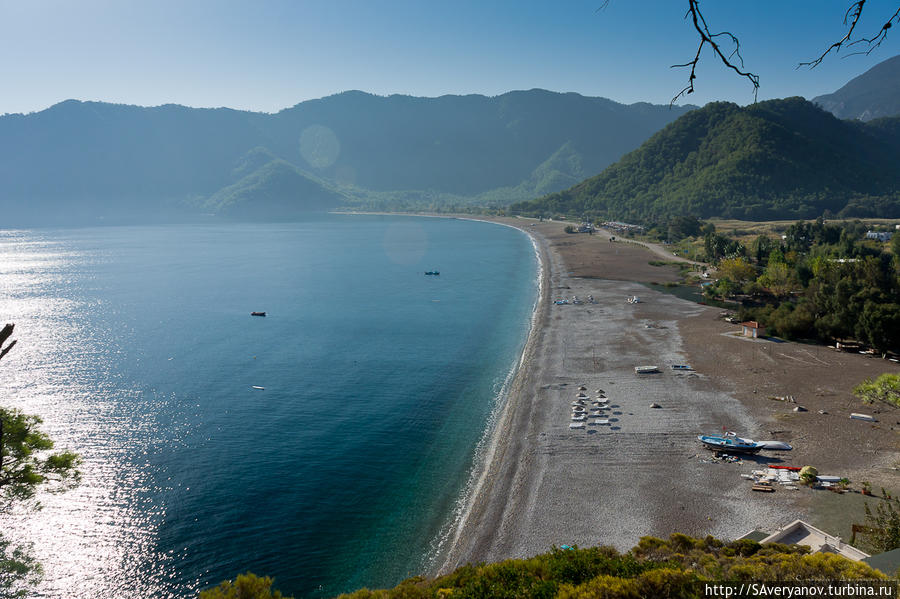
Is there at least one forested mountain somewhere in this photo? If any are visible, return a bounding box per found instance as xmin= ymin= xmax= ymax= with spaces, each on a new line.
xmin=0 ymin=91 xmax=694 ymax=225
xmin=813 ymin=54 xmax=900 ymax=121
xmin=510 ymin=97 xmax=900 ymax=221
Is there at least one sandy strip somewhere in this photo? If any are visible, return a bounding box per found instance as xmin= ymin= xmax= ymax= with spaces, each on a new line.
xmin=437 ymin=217 xmax=899 ymax=572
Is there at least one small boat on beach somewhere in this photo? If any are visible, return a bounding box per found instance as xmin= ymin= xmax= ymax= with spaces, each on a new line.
xmin=251 ymin=311 xmax=266 ymax=317
xmin=697 ymin=434 xmax=764 ymax=454
xmin=634 ymin=365 xmax=660 ymax=374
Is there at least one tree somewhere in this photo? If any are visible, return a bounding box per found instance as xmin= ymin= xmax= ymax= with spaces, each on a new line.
xmin=199 ymin=572 xmax=294 ymax=599
xmin=717 ymin=257 xmax=757 ymax=286
xmin=859 ymin=491 xmax=900 ymax=554
xmin=0 ymin=324 xmax=81 ymax=597
xmin=854 ymin=373 xmax=900 ymax=408
xmin=758 ymin=262 xmax=799 ymax=298
xmin=0 ymin=408 xmax=80 ymax=506
xmin=0 ymin=536 xmax=41 ymax=599
xmin=858 ymin=302 xmax=900 ymax=354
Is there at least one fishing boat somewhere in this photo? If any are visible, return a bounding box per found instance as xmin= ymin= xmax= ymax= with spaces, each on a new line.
xmin=697 ymin=434 xmax=764 ymax=454
xmin=425 ymin=271 xmax=440 ymax=276
xmin=251 ymin=311 xmax=266 ymax=317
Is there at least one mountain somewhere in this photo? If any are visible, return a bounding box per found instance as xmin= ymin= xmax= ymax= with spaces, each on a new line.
xmin=510 ymin=97 xmax=900 ymax=221
xmin=0 ymin=91 xmax=695 ymax=225
xmin=204 ymin=158 xmax=345 ymax=219
xmin=813 ymin=54 xmax=900 ymax=121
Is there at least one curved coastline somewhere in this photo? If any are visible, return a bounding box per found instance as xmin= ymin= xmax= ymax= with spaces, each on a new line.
xmin=426 ymin=218 xmax=550 ymax=575
xmin=431 ymin=217 xmax=799 ymax=571
xmin=356 ymin=213 xmax=900 ymax=582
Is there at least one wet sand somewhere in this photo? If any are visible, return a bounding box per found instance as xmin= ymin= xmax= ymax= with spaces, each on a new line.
xmin=439 ymin=217 xmax=899 ymax=571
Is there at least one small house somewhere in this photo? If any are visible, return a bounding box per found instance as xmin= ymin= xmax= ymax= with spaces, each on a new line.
xmin=739 ymin=520 xmax=869 ymax=562
xmin=739 ymin=321 xmax=764 ymax=338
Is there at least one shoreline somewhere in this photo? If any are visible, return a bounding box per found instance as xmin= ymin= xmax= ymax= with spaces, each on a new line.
xmin=428 ymin=217 xmax=552 ymax=574
xmin=433 ymin=216 xmax=899 ymax=573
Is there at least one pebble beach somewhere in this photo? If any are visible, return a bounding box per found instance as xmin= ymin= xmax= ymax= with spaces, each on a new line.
xmin=438 ymin=217 xmax=900 ymax=572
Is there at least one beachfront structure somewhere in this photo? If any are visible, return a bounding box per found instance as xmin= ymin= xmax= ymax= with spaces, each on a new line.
xmin=739 ymin=321 xmax=765 ymax=338
xmin=740 ymin=520 xmax=869 ymax=562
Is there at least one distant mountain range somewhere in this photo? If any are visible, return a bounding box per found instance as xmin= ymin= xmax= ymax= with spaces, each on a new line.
xmin=0 ymin=91 xmax=695 ymax=225
xmin=4 ymin=53 xmax=899 ymax=226
xmin=813 ymin=54 xmax=900 ymax=121
xmin=510 ymin=97 xmax=900 ymax=221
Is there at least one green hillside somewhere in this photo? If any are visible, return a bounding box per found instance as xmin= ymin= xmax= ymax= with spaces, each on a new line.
xmin=510 ymin=98 xmax=900 ymax=221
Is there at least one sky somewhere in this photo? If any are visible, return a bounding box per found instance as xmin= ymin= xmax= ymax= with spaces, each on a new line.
xmin=1 ymin=0 xmax=898 ymax=115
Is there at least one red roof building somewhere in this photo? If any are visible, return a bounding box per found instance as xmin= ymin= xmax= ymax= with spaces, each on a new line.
xmin=740 ymin=321 xmax=765 ymax=338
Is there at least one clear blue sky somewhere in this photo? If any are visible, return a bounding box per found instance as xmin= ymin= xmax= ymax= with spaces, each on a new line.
xmin=1 ymin=0 xmax=897 ymax=115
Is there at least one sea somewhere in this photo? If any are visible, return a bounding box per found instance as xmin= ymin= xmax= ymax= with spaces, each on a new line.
xmin=0 ymin=214 xmax=538 ymax=599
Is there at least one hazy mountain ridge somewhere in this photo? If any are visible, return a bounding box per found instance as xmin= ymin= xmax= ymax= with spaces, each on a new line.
xmin=0 ymin=91 xmax=695 ymax=225
xmin=813 ymin=54 xmax=900 ymax=121
xmin=510 ymin=97 xmax=900 ymax=221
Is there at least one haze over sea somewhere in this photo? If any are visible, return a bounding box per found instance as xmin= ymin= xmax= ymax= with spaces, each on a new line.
xmin=0 ymin=214 xmax=537 ymax=598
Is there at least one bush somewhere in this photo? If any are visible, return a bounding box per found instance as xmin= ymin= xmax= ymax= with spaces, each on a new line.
xmin=853 ymin=373 xmax=900 ymax=407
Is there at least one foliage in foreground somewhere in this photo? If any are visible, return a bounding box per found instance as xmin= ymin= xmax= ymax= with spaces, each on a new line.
xmin=0 ymin=536 xmax=41 ymax=599
xmin=325 ymin=534 xmax=886 ymax=599
xmin=854 ymin=373 xmax=900 ymax=408
xmin=860 ymin=492 xmax=900 ymax=556
xmin=0 ymin=407 xmax=81 ymax=507
xmin=199 ymin=572 xmax=294 ymax=599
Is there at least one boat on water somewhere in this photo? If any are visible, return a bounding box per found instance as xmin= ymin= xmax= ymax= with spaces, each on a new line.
xmin=251 ymin=311 xmax=266 ymax=317
xmin=425 ymin=271 xmax=440 ymax=276
xmin=697 ymin=434 xmax=764 ymax=454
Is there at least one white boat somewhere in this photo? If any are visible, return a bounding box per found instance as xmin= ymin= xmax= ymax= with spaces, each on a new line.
xmin=252 ymin=386 xmax=265 ymax=390
xmin=569 ymin=422 xmax=585 ymax=429
xmin=850 ymin=413 xmax=876 ymax=422
xmin=634 ymin=365 xmax=660 ymax=374
xmin=755 ymin=440 xmax=793 ymax=450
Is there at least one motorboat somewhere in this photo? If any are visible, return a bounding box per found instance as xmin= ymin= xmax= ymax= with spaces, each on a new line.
xmin=697 ymin=434 xmax=764 ymax=454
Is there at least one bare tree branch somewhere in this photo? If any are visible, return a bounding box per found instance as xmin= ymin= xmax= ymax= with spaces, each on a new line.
xmin=671 ymin=0 xmax=760 ymax=106
xmin=800 ymin=2 xmax=900 ymax=68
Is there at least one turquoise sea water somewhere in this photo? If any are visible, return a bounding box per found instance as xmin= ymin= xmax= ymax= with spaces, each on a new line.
xmin=0 ymin=215 xmax=537 ymax=598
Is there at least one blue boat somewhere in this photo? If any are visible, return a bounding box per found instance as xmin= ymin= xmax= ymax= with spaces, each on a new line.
xmin=697 ymin=434 xmax=764 ymax=454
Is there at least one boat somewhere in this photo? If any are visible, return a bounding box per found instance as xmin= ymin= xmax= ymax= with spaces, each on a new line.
xmin=252 ymin=386 xmax=265 ymax=390
xmin=425 ymin=271 xmax=440 ymax=276
xmin=251 ymin=311 xmax=266 ymax=317
xmin=634 ymin=365 xmax=660 ymax=374
xmin=671 ymin=364 xmax=693 ymax=371
xmin=626 ymin=296 xmax=641 ymax=304
xmin=697 ymin=434 xmax=764 ymax=454
xmin=755 ymin=440 xmax=793 ymax=450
